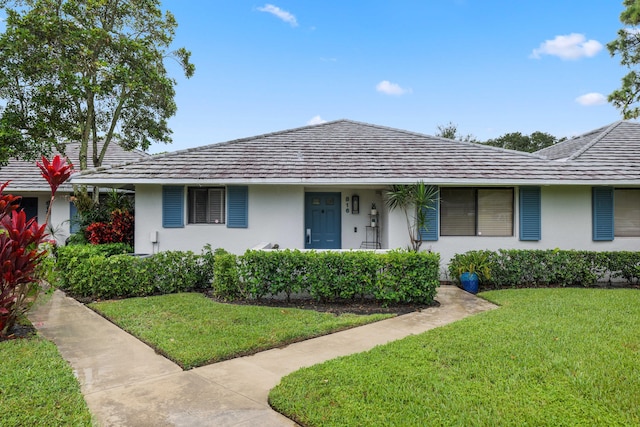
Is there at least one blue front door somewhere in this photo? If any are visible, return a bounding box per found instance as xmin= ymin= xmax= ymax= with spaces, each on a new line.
xmin=305 ymin=192 xmax=341 ymax=249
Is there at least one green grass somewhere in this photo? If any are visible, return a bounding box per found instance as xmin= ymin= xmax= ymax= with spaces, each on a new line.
xmin=0 ymin=337 xmax=93 ymax=427
xmin=269 ymin=288 xmax=640 ymax=426
xmin=89 ymin=293 xmax=393 ymax=369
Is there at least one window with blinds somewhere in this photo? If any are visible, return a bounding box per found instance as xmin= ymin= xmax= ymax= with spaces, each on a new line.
xmin=188 ymin=187 xmax=226 ymax=224
xmin=614 ymin=189 xmax=640 ymax=237
xmin=440 ymin=188 xmax=513 ymax=236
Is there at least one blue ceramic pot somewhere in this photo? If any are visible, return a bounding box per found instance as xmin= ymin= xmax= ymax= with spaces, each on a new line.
xmin=460 ymin=272 xmax=479 ymax=294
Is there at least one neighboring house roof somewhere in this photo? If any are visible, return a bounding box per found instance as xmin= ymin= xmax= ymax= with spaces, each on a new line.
xmin=0 ymin=142 xmax=150 ymax=192
xmin=71 ymin=119 xmax=640 ymax=187
xmin=535 ymin=120 xmax=640 ymax=161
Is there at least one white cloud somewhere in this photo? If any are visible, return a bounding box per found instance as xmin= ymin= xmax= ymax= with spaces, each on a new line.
xmin=376 ymin=80 xmax=411 ymax=96
xmin=530 ymin=33 xmax=603 ymax=60
xmin=307 ymin=115 xmax=327 ymax=125
xmin=257 ymin=4 xmax=298 ymax=27
xmin=576 ymin=92 xmax=607 ymax=106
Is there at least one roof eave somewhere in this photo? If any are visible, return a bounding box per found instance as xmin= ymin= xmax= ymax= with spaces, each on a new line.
xmin=68 ymin=176 xmax=640 ymax=187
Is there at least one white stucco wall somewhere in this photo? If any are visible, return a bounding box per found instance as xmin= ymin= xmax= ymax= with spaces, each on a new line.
xmin=388 ymin=185 xmax=640 ymax=279
xmin=8 ymin=191 xmax=73 ymax=245
xmin=134 ymin=184 xmax=640 ymax=279
xmin=49 ymin=193 xmax=73 ymax=243
xmin=135 ymin=185 xmax=307 ymax=254
xmin=134 ymin=185 xmax=386 ymax=255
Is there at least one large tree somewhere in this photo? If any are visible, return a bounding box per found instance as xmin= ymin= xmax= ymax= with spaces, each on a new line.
xmin=435 ymin=122 xmax=477 ymax=143
xmin=483 ymin=131 xmax=560 ymax=153
xmin=608 ymin=0 xmax=640 ymax=118
xmin=0 ymin=0 xmax=194 ymax=168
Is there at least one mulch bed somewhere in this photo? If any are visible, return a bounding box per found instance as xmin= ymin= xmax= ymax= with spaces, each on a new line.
xmin=0 ymin=323 xmax=37 ymax=342
xmin=205 ymin=291 xmax=439 ymax=315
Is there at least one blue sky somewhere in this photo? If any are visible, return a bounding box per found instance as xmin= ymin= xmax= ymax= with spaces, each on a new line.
xmin=152 ymin=0 xmax=628 ymax=153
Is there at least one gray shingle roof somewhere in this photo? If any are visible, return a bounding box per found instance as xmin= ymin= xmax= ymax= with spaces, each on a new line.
xmin=71 ymin=119 xmax=640 ymax=186
xmin=0 ymin=142 xmax=149 ymax=192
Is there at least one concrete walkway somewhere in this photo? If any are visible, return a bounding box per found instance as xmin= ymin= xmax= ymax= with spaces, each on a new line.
xmin=28 ymin=286 xmax=497 ymax=427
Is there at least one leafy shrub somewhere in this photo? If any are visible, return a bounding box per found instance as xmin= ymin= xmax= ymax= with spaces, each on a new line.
xmin=56 ymin=243 xmax=132 ymax=288
xmin=212 ymin=250 xmax=243 ymax=300
xmin=0 ymin=209 xmax=48 ymax=335
xmin=143 ymin=251 xmax=203 ymax=294
xmin=57 ymin=246 xmax=210 ymax=299
xmin=306 ymin=251 xmax=380 ymax=301
xmin=376 ymin=249 xmax=440 ymax=304
xmin=606 ymin=251 xmax=640 ymax=283
xmin=85 ymin=221 xmax=112 ymax=244
xmin=238 ymin=249 xmax=280 ymax=300
xmin=85 ymin=210 xmax=134 ymax=246
xmin=56 ymin=245 xmax=441 ymax=305
xmin=448 ymin=249 xmax=639 ymax=289
xmin=240 ymin=249 xmax=440 ymax=305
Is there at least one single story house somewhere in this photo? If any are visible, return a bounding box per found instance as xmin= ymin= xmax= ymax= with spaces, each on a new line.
xmin=0 ymin=142 xmax=149 ymax=244
xmin=71 ymin=119 xmax=640 ymax=276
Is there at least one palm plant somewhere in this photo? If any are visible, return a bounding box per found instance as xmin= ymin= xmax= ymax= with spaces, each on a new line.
xmin=385 ymin=181 xmax=438 ymax=251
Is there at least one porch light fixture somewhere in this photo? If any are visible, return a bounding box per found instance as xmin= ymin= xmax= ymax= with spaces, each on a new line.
xmin=352 ymin=194 xmax=360 ymax=214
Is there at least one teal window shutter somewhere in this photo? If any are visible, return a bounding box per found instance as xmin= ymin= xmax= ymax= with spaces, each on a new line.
xmin=227 ymin=186 xmax=248 ymax=228
xmin=592 ymin=187 xmax=614 ymax=241
xmin=419 ymin=187 xmax=439 ymax=241
xmin=519 ymin=187 xmax=541 ymax=241
xmin=69 ymin=202 xmax=80 ymax=234
xmin=162 ymin=186 xmax=184 ymax=228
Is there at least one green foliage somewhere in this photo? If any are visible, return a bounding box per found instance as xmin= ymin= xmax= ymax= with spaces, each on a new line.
xmin=448 ymin=249 xmax=640 ymax=289
xmin=0 ymin=0 xmax=195 ymax=169
xmin=212 ymin=251 xmax=242 ymax=300
xmin=239 ymin=249 xmax=440 ymax=305
xmin=57 ymin=247 xmax=209 ymax=299
xmin=448 ymin=250 xmax=492 ymax=283
xmin=143 ymin=251 xmax=204 ymax=294
xmin=270 ymin=289 xmax=640 ymax=426
xmin=56 ymin=242 xmax=132 ymax=286
xmin=435 ymin=122 xmax=477 ymax=142
xmin=375 ymin=249 xmax=440 ymax=304
xmin=483 ymin=131 xmax=559 ymax=152
xmin=237 ymin=249 xmax=281 ymax=300
xmin=56 ymin=245 xmax=440 ymax=304
xmin=0 ymin=337 xmax=93 ymax=426
xmin=385 ymin=181 xmax=438 ymax=251
xmin=307 ymin=251 xmax=379 ymax=301
xmin=604 ymin=251 xmax=640 ymax=283
xmin=90 ymin=293 xmax=393 ymax=369
xmin=608 ymin=0 xmax=640 ymax=118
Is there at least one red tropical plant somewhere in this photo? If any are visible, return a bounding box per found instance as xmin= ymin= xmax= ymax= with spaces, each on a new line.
xmin=1 ymin=155 xmax=73 ymax=338
xmin=0 ymin=181 xmax=21 ymax=218
xmin=110 ymin=210 xmax=134 ymax=246
xmin=85 ymin=210 xmax=134 ymax=246
xmin=86 ymin=221 xmax=114 ymax=244
xmin=0 ymin=189 xmax=48 ymax=337
xmin=36 ymin=155 xmax=74 ymax=226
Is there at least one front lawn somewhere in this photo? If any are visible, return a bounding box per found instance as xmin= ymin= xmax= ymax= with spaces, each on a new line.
xmin=90 ymin=293 xmax=393 ymax=369
xmin=0 ymin=337 xmax=93 ymax=427
xmin=269 ymin=288 xmax=640 ymax=426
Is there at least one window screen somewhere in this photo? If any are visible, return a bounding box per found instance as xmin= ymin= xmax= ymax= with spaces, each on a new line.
xmin=478 ymin=189 xmax=513 ymax=236
xmin=615 ymin=189 xmax=640 ymax=237
xmin=188 ymin=187 xmax=225 ymax=224
xmin=441 ymin=188 xmax=513 ymax=236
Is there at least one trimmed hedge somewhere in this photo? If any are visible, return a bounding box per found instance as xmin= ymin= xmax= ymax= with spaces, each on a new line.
xmin=56 ymin=243 xmax=133 ymax=289
xmin=235 ymin=249 xmax=440 ymax=305
xmin=57 ymin=245 xmax=441 ymax=305
xmin=56 ymin=245 xmax=212 ymax=299
xmin=448 ymin=249 xmax=640 ymax=289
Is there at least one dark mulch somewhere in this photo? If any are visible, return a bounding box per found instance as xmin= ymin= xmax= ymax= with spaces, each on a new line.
xmin=205 ymin=291 xmax=439 ymax=316
xmin=0 ymin=323 xmax=37 ymax=342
